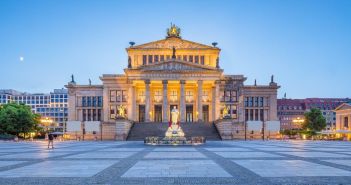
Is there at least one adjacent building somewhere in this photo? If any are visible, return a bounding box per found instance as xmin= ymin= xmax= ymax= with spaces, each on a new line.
xmin=65 ymin=25 xmax=280 ymax=140
xmin=335 ymin=103 xmax=351 ymax=139
xmin=278 ymin=98 xmax=350 ymax=130
xmin=0 ymin=89 xmax=68 ymax=130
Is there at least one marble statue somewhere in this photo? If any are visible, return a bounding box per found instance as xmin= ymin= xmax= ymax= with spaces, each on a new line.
xmin=165 ymin=106 xmax=185 ymax=137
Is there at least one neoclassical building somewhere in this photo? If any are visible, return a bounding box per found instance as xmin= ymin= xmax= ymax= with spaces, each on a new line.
xmin=66 ymin=25 xmax=280 ymax=138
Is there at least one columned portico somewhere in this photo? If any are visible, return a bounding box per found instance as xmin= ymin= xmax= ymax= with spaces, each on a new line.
xmin=180 ymin=80 xmax=186 ymax=122
xmin=197 ymin=80 xmax=203 ymax=122
xmin=162 ymin=80 xmax=168 ymax=122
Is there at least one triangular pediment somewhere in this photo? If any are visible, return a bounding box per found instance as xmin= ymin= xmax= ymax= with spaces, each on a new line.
xmin=335 ymin=103 xmax=351 ymax=111
xmin=130 ymin=37 xmax=217 ymax=50
xmin=129 ymin=60 xmax=222 ymax=73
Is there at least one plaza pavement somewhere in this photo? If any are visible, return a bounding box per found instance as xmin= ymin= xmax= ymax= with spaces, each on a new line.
xmin=0 ymin=140 xmax=351 ymax=184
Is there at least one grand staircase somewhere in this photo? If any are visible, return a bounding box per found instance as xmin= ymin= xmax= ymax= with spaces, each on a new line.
xmin=127 ymin=122 xmax=221 ymax=141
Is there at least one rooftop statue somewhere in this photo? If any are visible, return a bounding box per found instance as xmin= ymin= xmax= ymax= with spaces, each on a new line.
xmin=167 ymin=23 xmax=181 ymax=38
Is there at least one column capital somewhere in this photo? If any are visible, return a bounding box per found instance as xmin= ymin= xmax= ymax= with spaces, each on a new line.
xmin=144 ymin=79 xmax=151 ymax=84
xmin=162 ymin=80 xmax=168 ymax=85
xmin=180 ymin=80 xmax=186 ymax=84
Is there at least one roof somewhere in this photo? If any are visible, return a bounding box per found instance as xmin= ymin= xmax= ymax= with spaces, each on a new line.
xmin=127 ymin=37 xmax=219 ymax=50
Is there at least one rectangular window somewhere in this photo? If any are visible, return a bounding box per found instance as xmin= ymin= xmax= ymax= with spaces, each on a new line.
xmin=110 ymin=105 xmax=116 ymax=119
xmin=245 ymin=97 xmax=249 ymax=107
xmin=245 ymin=109 xmax=248 ymax=121
xmin=87 ymin=97 xmax=91 ymax=107
xmin=189 ymin=55 xmax=193 ymax=62
xmin=82 ymin=97 xmax=87 ymax=107
xmin=202 ymin=90 xmax=209 ymax=102
xmin=160 ymin=55 xmax=165 ymax=62
xmin=92 ymin=97 xmax=97 ymax=107
xmin=225 ymin=91 xmax=230 ymax=102
xmin=230 ymin=91 xmax=237 ymax=102
xmin=250 ymin=109 xmax=254 ymax=120
xmin=255 ymin=97 xmax=259 ymax=107
xmin=185 ymin=91 xmax=194 ymax=103
xmin=249 ymin=97 xmax=253 ymax=107
xmin=200 ymin=56 xmax=205 ymax=65
xmin=93 ymin=109 xmax=96 ymax=121
xmin=87 ymin=109 xmax=91 ymax=121
xmin=122 ymin=90 xmax=127 ymax=102
xmin=110 ymin=91 xmax=116 ymax=102
xmin=142 ymin=55 xmax=147 ymax=65
xmin=344 ymin=117 xmax=349 ymax=128
xmin=220 ymin=91 xmax=225 ymax=102
xmin=231 ymin=105 xmax=237 ymax=119
xmin=255 ymin=109 xmax=259 ymax=120
xmin=195 ymin=56 xmax=199 ymax=64
xmin=170 ymin=90 xmax=178 ymax=102
xmin=183 ymin=55 xmax=188 ymax=61
xmin=116 ymin=90 xmax=122 ymax=102
xmin=259 ymin=97 xmax=264 ymax=107
xmin=260 ymin=109 xmax=264 ymax=121
xmin=98 ymin=109 xmax=101 ymax=121
xmin=177 ymin=55 xmax=181 ymax=60
xmin=154 ymin=55 xmax=159 ymax=62
xmin=98 ymin=96 xmax=102 ymax=107
xmin=148 ymin=55 xmax=153 ymax=64
xmin=166 ymin=55 xmax=170 ymax=60
xmin=82 ymin=109 xmax=86 ymax=121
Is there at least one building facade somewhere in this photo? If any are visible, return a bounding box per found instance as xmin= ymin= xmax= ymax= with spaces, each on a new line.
xmin=0 ymin=89 xmax=68 ymax=130
xmin=278 ymin=98 xmax=349 ymax=130
xmin=66 ymin=25 xmax=279 ymax=135
xmin=335 ymin=103 xmax=351 ymax=139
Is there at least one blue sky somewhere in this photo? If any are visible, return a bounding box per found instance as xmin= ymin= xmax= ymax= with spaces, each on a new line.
xmin=0 ymin=0 xmax=350 ymax=98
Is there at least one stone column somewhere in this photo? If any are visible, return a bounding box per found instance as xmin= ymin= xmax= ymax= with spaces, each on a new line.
xmin=127 ymin=85 xmax=136 ymax=121
xmin=212 ymin=80 xmax=220 ymax=121
xmin=180 ymin=80 xmax=186 ymax=122
xmin=145 ymin=80 xmax=151 ymax=122
xmin=197 ymin=80 xmax=203 ymax=122
xmin=162 ymin=80 xmax=168 ymax=123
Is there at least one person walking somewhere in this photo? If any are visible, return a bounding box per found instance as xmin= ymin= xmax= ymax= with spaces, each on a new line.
xmin=48 ymin=133 xmax=54 ymax=149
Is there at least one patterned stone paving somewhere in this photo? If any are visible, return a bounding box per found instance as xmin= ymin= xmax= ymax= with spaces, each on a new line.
xmin=0 ymin=140 xmax=351 ymax=184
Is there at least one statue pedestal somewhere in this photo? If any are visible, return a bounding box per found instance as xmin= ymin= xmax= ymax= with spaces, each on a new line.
xmin=165 ymin=124 xmax=185 ymax=137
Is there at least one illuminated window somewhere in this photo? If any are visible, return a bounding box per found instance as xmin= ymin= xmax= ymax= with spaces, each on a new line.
xmin=202 ymin=90 xmax=209 ymax=102
xmin=170 ymin=90 xmax=178 ymax=102
xmin=110 ymin=91 xmax=116 ymax=102
xmin=195 ymin=56 xmax=199 ymax=64
xmin=200 ymin=56 xmax=205 ymax=65
xmin=185 ymin=90 xmax=194 ymax=102
xmin=138 ymin=90 xmax=145 ymax=103
xmin=142 ymin=55 xmax=147 ymax=65
xmin=110 ymin=105 xmax=116 ymax=119
xmin=154 ymin=55 xmax=159 ymax=62
xmin=189 ymin=55 xmax=193 ymax=62
xmin=148 ymin=55 xmax=153 ymax=64
xmin=154 ymin=90 xmax=162 ymax=103
xmin=183 ymin=55 xmax=188 ymax=61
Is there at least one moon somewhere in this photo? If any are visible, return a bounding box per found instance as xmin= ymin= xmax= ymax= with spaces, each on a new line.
xmin=19 ymin=56 xmax=24 ymax=61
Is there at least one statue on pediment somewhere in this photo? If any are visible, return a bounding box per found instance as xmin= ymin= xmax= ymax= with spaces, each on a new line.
xmin=167 ymin=23 xmax=181 ymax=38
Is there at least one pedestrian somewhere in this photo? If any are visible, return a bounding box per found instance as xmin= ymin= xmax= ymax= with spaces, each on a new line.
xmin=48 ymin=133 xmax=54 ymax=149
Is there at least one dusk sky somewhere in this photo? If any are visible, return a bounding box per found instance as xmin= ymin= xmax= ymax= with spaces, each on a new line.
xmin=0 ymin=0 xmax=350 ymax=99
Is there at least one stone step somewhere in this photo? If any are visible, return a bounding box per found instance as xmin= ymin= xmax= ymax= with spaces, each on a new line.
xmin=127 ymin=122 xmax=221 ymax=141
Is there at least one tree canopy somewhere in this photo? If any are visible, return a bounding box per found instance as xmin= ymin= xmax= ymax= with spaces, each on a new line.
xmin=302 ymin=108 xmax=326 ymax=132
xmin=0 ymin=102 xmax=41 ymax=136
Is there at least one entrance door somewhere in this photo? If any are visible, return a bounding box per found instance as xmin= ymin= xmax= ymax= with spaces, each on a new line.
xmin=170 ymin=105 xmax=178 ymax=122
xmin=203 ymin=105 xmax=209 ymax=122
xmin=139 ymin=105 xmax=145 ymax=122
xmin=154 ymin=105 xmax=162 ymax=122
xmin=186 ymin=105 xmax=193 ymax=122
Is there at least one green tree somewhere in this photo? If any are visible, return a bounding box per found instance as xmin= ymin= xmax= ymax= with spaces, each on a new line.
xmin=0 ymin=102 xmax=41 ymax=137
xmin=302 ymin=108 xmax=326 ymax=132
